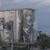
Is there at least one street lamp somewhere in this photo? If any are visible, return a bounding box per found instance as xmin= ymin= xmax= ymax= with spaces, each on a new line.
xmin=10 ymin=21 xmax=14 ymax=50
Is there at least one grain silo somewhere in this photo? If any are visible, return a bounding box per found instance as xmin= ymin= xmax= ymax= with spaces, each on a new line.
xmin=0 ymin=8 xmax=37 ymax=43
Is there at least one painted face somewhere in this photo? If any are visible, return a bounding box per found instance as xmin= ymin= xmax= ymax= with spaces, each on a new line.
xmin=23 ymin=10 xmax=33 ymax=33
xmin=26 ymin=15 xmax=32 ymax=25
xmin=24 ymin=10 xmax=32 ymax=26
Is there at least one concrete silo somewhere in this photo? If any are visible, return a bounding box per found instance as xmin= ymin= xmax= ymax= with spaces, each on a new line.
xmin=0 ymin=8 xmax=37 ymax=43
xmin=14 ymin=8 xmax=37 ymax=43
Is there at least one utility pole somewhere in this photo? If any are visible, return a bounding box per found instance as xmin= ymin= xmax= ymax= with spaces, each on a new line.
xmin=10 ymin=21 xmax=14 ymax=50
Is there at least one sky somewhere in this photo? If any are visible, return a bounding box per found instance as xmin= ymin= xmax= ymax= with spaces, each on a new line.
xmin=0 ymin=0 xmax=50 ymax=34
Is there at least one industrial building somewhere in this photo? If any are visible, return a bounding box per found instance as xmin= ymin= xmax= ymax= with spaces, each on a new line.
xmin=0 ymin=8 xmax=37 ymax=43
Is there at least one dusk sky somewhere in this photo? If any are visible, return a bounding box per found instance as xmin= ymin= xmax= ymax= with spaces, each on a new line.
xmin=0 ymin=0 xmax=50 ymax=34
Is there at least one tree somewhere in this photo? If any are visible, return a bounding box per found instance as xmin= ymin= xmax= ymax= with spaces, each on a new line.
xmin=35 ymin=34 xmax=50 ymax=50
xmin=0 ymin=34 xmax=3 ymax=46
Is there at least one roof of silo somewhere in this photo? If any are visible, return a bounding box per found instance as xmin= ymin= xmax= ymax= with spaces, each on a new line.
xmin=0 ymin=8 xmax=35 ymax=12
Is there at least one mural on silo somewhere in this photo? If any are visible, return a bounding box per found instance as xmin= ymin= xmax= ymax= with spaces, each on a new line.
xmin=0 ymin=8 xmax=37 ymax=43
xmin=23 ymin=9 xmax=36 ymax=43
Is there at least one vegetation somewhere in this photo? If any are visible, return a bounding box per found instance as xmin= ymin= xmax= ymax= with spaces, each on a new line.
xmin=0 ymin=39 xmax=3 ymax=46
xmin=13 ymin=47 xmax=30 ymax=50
xmin=35 ymin=34 xmax=50 ymax=50
xmin=0 ymin=34 xmax=3 ymax=46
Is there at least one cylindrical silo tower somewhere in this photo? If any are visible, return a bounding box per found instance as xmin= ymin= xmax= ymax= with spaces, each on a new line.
xmin=23 ymin=8 xmax=37 ymax=43
xmin=14 ymin=8 xmax=37 ymax=43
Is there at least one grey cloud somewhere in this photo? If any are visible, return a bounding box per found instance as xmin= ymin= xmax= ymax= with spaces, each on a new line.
xmin=1 ymin=0 xmax=50 ymax=33
xmin=0 ymin=0 xmax=2 ymax=7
